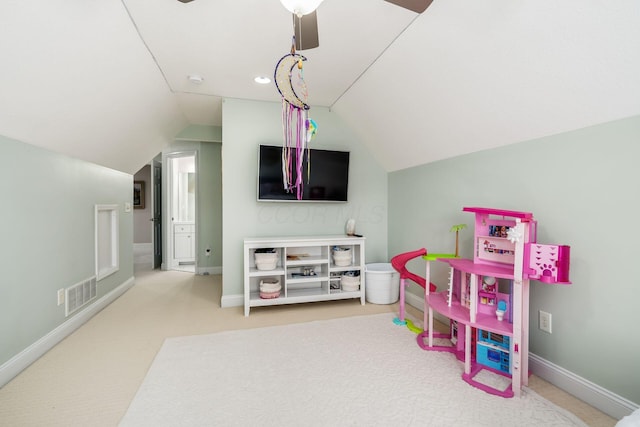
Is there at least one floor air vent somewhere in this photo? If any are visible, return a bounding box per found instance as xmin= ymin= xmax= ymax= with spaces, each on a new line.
xmin=65 ymin=276 xmax=97 ymax=317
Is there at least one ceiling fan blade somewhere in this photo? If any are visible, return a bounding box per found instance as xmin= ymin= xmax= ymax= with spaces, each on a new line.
xmin=177 ymin=0 xmax=195 ymax=3
xmin=293 ymin=11 xmax=319 ymax=50
xmin=384 ymin=0 xmax=434 ymax=13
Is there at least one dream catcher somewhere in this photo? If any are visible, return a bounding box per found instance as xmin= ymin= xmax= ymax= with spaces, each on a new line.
xmin=274 ymin=36 xmax=318 ymax=200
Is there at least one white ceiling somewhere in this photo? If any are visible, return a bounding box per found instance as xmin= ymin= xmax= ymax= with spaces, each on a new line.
xmin=1 ymin=0 xmax=639 ymax=174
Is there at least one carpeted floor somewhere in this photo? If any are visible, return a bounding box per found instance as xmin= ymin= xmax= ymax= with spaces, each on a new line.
xmin=0 ymin=265 xmax=617 ymax=426
xmin=120 ymin=313 xmax=587 ymax=427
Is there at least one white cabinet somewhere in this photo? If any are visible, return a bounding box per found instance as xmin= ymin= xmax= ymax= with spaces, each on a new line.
xmin=174 ymin=223 xmax=194 ymax=260
xmin=243 ymin=236 xmax=366 ymax=316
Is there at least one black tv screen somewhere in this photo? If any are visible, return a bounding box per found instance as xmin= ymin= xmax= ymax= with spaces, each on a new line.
xmin=258 ymin=145 xmax=349 ymax=202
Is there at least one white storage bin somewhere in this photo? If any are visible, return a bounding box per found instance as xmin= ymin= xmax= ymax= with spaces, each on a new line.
xmin=332 ymin=246 xmax=352 ymax=267
xmin=340 ymin=273 xmax=360 ymax=292
xmin=365 ymin=263 xmax=400 ymax=304
xmin=255 ymin=249 xmax=278 ymax=271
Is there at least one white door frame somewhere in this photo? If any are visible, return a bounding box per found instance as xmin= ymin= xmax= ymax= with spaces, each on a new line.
xmin=164 ymin=150 xmax=198 ymax=272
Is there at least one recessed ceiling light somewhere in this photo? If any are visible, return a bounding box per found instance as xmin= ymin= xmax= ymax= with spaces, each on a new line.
xmin=188 ymin=74 xmax=204 ymax=84
xmin=254 ymin=76 xmax=271 ymax=84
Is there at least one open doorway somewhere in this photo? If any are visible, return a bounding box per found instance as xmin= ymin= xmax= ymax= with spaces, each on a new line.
xmin=133 ymin=164 xmax=154 ymax=269
xmin=166 ymin=152 xmax=197 ymax=273
xmin=151 ymin=156 xmax=162 ymax=269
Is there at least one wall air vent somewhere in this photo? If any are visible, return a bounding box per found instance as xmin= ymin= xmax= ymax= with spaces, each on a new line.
xmin=65 ymin=276 xmax=97 ymax=317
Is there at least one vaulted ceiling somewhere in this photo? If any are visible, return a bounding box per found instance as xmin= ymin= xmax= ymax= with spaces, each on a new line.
xmin=1 ymin=1 xmax=639 ymax=174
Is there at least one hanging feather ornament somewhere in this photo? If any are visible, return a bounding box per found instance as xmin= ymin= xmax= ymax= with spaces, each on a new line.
xmin=274 ymin=35 xmax=317 ymax=200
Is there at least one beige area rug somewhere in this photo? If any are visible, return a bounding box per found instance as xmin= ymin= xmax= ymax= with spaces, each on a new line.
xmin=120 ymin=313 xmax=586 ymax=427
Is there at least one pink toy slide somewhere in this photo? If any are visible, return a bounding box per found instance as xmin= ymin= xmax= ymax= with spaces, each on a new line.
xmin=391 ymin=248 xmax=436 ymax=325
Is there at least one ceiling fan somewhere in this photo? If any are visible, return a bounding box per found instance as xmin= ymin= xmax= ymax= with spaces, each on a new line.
xmin=282 ymin=0 xmax=434 ymax=50
xmin=176 ymin=0 xmax=434 ymax=50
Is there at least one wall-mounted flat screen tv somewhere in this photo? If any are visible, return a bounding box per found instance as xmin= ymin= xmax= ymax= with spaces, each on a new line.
xmin=258 ymin=145 xmax=349 ymax=202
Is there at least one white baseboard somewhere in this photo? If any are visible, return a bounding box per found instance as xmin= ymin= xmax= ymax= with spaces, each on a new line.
xmin=198 ymin=266 xmax=222 ymax=276
xmin=529 ymin=353 xmax=637 ymax=420
xmin=0 ymin=276 xmax=135 ymax=388
xmin=405 ymin=290 xmax=638 ymax=420
xmin=221 ymin=293 xmax=243 ymax=308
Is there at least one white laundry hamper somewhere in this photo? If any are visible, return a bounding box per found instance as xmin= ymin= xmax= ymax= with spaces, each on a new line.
xmin=365 ymin=263 xmax=400 ymax=304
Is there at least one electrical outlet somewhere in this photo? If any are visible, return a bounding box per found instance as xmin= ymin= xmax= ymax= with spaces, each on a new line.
xmin=57 ymin=289 xmax=65 ymax=306
xmin=539 ymin=310 xmax=552 ymax=333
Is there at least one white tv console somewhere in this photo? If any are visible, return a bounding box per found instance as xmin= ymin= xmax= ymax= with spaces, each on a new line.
xmin=243 ymin=236 xmax=366 ymax=316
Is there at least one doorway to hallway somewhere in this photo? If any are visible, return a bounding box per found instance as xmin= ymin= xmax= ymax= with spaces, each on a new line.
xmin=166 ymin=152 xmax=197 ymax=273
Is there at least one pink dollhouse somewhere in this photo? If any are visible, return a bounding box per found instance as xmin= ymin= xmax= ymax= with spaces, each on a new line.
xmin=419 ymin=207 xmax=570 ymax=398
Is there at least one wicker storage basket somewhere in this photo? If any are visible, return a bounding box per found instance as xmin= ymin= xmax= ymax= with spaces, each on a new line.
xmin=340 ymin=273 xmax=360 ymax=292
xmin=255 ymin=249 xmax=278 ymax=271
xmin=332 ymin=247 xmax=352 ymax=267
xmin=259 ymin=278 xmax=281 ymax=299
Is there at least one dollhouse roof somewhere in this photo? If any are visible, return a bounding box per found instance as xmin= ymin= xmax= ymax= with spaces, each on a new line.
xmin=463 ymin=207 xmax=534 ymax=220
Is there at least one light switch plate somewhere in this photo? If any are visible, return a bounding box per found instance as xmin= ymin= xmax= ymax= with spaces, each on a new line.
xmin=124 ymin=202 xmax=132 ymax=213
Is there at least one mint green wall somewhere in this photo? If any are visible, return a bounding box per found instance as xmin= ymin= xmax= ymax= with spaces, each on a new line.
xmin=388 ymin=115 xmax=640 ymax=405
xmin=176 ymin=124 xmax=222 ymax=142
xmin=176 ymin=128 xmax=223 ymax=269
xmin=0 ymin=135 xmax=133 ymax=366
xmin=221 ymin=98 xmax=388 ymax=299
xmin=198 ymin=142 xmax=222 ymax=268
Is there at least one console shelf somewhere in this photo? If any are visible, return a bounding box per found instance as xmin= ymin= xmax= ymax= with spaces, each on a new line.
xmin=243 ymin=236 xmax=366 ymax=316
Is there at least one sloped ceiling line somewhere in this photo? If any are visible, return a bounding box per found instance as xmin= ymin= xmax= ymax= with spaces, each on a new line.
xmin=330 ymin=13 xmax=422 ymax=109
xmin=2 ymin=1 xmax=638 ymax=174
xmin=120 ymin=0 xmax=173 ymax=93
